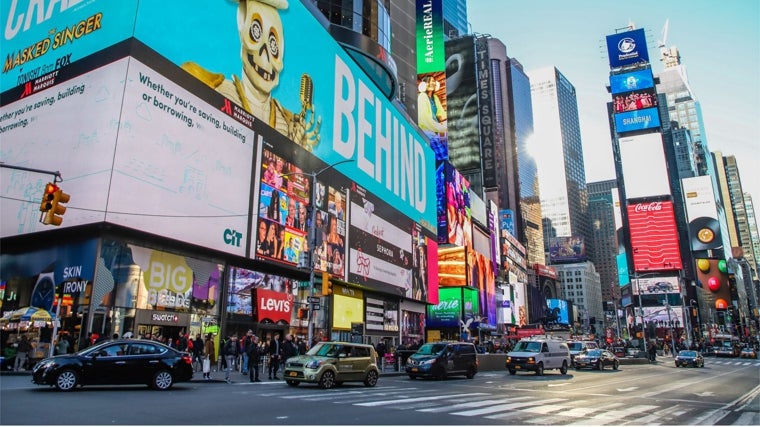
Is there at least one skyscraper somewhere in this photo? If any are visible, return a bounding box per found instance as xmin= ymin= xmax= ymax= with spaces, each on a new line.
xmin=528 ymin=67 xmax=590 ymax=257
xmin=587 ymin=179 xmax=619 ymax=303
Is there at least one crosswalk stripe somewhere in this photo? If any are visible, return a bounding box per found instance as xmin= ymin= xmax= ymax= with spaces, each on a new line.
xmin=417 ymin=397 xmax=530 ymax=413
xmin=521 ymin=403 xmax=568 ymax=414
xmin=451 ymin=398 xmax=567 ymax=417
xmin=354 ymin=392 xmax=490 ymax=407
xmin=587 ymin=404 xmax=659 ymax=420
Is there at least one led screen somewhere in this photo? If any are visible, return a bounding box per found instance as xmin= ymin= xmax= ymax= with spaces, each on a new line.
xmin=632 ymin=276 xmax=681 ymax=296
xmin=613 ymin=88 xmax=658 ymax=113
xmin=332 ymin=293 xmax=363 ymax=330
xmin=609 ymin=69 xmax=655 ymax=94
xmin=606 ymin=28 xmax=649 ymax=68
xmin=682 ymin=176 xmax=724 ymax=254
xmin=546 ymin=299 xmax=570 ymax=325
xmin=445 ymin=36 xmax=480 ymax=172
xmin=627 ymin=200 xmax=683 ymax=271
xmin=619 ymin=133 xmax=670 ymax=199
xmin=426 ymin=287 xmax=461 ymax=328
xmin=614 ymin=107 xmax=661 ymax=134
xmin=549 ymin=236 xmax=587 ymax=263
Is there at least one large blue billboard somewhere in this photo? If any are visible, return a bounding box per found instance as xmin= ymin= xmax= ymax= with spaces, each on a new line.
xmin=133 ymin=0 xmax=437 ymax=230
xmin=614 ymin=107 xmax=661 ymax=133
xmin=606 ymin=28 xmax=649 ymax=69
xmin=610 ymin=69 xmax=654 ymax=94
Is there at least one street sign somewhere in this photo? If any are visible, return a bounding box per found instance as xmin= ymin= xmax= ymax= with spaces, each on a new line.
xmin=311 ymin=303 xmax=321 ymax=310
xmin=307 ymin=296 xmax=320 ymax=303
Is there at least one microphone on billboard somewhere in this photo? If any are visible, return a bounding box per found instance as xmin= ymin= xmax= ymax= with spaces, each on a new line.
xmin=299 ymin=73 xmax=313 ymax=114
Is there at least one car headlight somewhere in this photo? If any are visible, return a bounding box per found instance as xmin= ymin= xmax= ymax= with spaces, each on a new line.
xmin=505 ymin=356 xmax=511 ymax=363
xmin=527 ymin=357 xmax=535 ymax=363
xmin=305 ymin=360 xmax=323 ymax=369
xmin=421 ymin=359 xmax=435 ymax=366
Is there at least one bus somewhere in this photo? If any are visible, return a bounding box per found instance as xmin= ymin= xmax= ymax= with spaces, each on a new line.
xmin=713 ymin=333 xmax=741 ymax=357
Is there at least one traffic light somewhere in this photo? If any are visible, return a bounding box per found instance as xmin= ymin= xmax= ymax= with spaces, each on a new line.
xmin=39 ymin=182 xmax=58 ymax=212
xmin=42 ymin=187 xmax=70 ymax=226
xmin=321 ymin=271 xmax=332 ymax=296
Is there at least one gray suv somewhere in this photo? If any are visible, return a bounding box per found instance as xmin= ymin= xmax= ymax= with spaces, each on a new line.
xmin=282 ymin=342 xmax=379 ymax=389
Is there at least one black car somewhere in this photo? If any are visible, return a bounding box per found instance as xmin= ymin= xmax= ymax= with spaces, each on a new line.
xmin=405 ymin=342 xmax=478 ymax=380
xmin=675 ymin=350 xmax=704 ymax=368
xmin=573 ymin=349 xmax=619 ymax=370
xmin=647 ymin=282 xmax=673 ymax=293
xmin=32 ymin=339 xmax=194 ymax=391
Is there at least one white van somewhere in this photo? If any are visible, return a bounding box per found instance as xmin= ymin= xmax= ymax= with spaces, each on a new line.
xmin=505 ymin=337 xmax=570 ymax=376
xmin=567 ymin=340 xmax=598 ymax=361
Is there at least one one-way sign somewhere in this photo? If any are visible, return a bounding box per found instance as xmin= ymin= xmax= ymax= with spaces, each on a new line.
xmin=307 ymin=296 xmax=320 ymax=303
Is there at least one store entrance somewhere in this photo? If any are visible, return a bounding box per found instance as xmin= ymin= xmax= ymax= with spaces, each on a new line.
xmin=137 ymin=324 xmax=185 ymax=345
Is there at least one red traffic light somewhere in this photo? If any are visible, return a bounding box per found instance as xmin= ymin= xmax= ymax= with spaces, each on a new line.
xmin=39 ymin=182 xmax=59 ymax=212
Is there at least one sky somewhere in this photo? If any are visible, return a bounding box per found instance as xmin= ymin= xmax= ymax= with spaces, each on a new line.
xmin=467 ymin=0 xmax=760 ymax=221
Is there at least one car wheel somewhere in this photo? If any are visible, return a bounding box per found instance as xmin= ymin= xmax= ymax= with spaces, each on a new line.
xmin=319 ymin=370 xmax=336 ymax=389
xmin=436 ymin=368 xmax=447 ymax=381
xmin=466 ymin=367 xmax=476 ymax=379
xmin=596 ymin=361 xmax=602 ymax=371
xmin=535 ymin=363 xmax=544 ymax=376
xmin=286 ymin=380 xmax=300 ymax=387
xmin=560 ymin=361 xmax=568 ymax=375
xmin=364 ymin=370 xmax=378 ymax=387
xmin=613 ymin=361 xmax=619 ymax=370
xmin=55 ymin=369 xmax=79 ymax=391
xmin=408 ymin=375 xmax=417 ymax=380
xmin=151 ymin=370 xmax=174 ymax=390
xmin=508 ymin=369 xmax=516 ymax=375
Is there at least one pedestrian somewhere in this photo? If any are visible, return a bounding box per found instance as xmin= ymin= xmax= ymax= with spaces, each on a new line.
xmin=177 ymin=333 xmax=189 ymax=352
xmin=281 ymin=334 xmax=298 ymax=363
xmin=241 ymin=330 xmax=253 ymax=374
xmin=246 ymin=335 xmax=262 ymax=382
xmin=14 ymin=336 xmax=33 ymax=371
xmin=55 ymin=336 xmax=70 ymax=355
xmin=297 ymin=337 xmax=307 ymax=355
xmin=203 ymin=333 xmax=216 ymax=380
xmin=268 ymin=332 xmax=282 ymax=380
xmin=223 ymin=335 xmax=239 ymax=383
xmin=192 ymin=333 xmax=204 ymax=372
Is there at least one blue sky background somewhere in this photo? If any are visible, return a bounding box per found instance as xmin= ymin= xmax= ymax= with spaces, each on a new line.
xmin=467 ymin=0 xmax=760 ymax=218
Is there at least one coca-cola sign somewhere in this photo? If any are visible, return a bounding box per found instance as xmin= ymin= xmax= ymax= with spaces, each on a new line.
xmin=254 ymin=288 xmax=294 ymax=323
xmin=633 ymin=201 xmax=663 ymax=212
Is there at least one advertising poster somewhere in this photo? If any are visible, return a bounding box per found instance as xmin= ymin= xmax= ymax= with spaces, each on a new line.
xmin=682 ymin=175 xmax=724 ymax=254
xmin=606 ymin=28 xmax=649 ymax=68
xmin=332 ymin=286 xmax=363 ymax=330
xmin=1 ymin=0 xmax=138 ymax=93
xmin=549 ymin=236 xmax=587 ymax=263
xmin=614 ymin=107 xmax=661 ymax=134
xmin=415 ymin=0 xmax=447 ymax=157
xmin=619 ymin=133 xmax=670 ymax=199
xmin=468 ymin=249 xmax=496 ymax=327
xmin=347 ymin=183 xmax=417 ymax=299
xmin=475 ymin=36 xmax=497 ymax=188
xmin=546 ymin=299 xmax=570 ymax=325
xmin=627 ymin=200 xmax=683 ymax=271
xmin=609 ymin=69 xmax=655 ymax=94
xmin=444 ymin=36 xmax=480 ymax=171
xmin=612 ymin=87 xmax=658 ymax=113
xmin=426 ymin=287 xmax=461 ymax=328
xmin=134 ymin=0 xmax=437 ymax=230
xmin=226 ymin=267 xmax=299 ymax=316
xmin=632 ymin=276 xmax=680 ymax=296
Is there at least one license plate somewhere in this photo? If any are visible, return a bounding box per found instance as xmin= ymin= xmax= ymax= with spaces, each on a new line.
xmin=289 ymin=371 xmax=297 ymax=377
xmin=514 ymin=365 xmax=520 ymax=369
xmin=411 ymin=367 xmax=418 ymax=372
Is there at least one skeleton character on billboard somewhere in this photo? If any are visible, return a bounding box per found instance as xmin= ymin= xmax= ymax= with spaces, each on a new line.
xmin=182 ymin=0 xmax=321 ymax=150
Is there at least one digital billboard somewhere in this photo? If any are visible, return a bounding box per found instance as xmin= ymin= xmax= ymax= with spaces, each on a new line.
xmin=468 ymin=248 xmax=497 ymax=326
xmin=682 ymin=176 xmax=724 ymax=255
xmin=627 ymin=200 xmax=683 ymax=271
xmin=476 ymin=36 xmax=497 ymax=188
xmin=546 ymin=299 xmax=570 ymax=325
xmin=695 ymin=258 xmax=731 ymax=310
xmin=444 ymin=36 xmax=480 ymax=172
xmin=1 ymin=0 xmax=138 ymax=93
xmin=641 ymin=306 xmax=683 ymax=325
xmin=614 ymin=107 xmax=661 ymax=134
xmin=548 ymin=236 xmax=587 ymax=263
xmin=437 ymin=246 xmax=466 ymax=287
xmin=617 ymin=253 xmax=630 ymax=286
xmin=619 ymin=133 xmax=670 ymax=199
xmin=613 ymin=88 xmax=658 ymax=113
xmin=606 ymin=28 xmax=649 ymax=68
xmin=436 ymin=162 xmax=472 ymax=246
xmin=347 ymin=182 xmax=428 ymax=302
xmin=632 ymin=276 xmax=681 ymax=296
xmin=134 ymin=0 xmax=437 ymax=230
xmin=227 ymin=267 xmax=301 ymax=316
xmin=609 ymin=69 xmax=655 ymax=94
xmin=416 ymin=0 xmax=448 ymax=157
xmin=426 ymin=287 xmax=461 ymax=328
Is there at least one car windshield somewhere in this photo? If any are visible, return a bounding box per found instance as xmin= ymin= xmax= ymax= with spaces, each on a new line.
xmin=308 ymin=343 xmax=343 ymax=357
xmin=582 ymin=349 xmax=603 ymax=357
xmin=513 ymin=341 xmax=542 ymax=352
xmin=415 ymin=343 xmax=448 ymax=355
xmin=568 ymin=342 xmax=583 ymax=351
xmin=679 ymin=351 xmax=696 ymax=357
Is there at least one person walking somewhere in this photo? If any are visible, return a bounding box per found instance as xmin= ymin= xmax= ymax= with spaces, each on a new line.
xmin=203 ymin=333 xmax=216 ymax=380
xmin=281 ymin=334 xmax=298 ymax=365
xmin=223 ymin=335 xmax=239 ymax=383
xmin=246 ymin=335 xmax=262 ymax=382
xmin=268 ymin=332 xmax=282 ymax=380
xmin=192 ymin=333 xmax=204 ymax=372
xmin=14 ymin=336 xmax=33 ymax=371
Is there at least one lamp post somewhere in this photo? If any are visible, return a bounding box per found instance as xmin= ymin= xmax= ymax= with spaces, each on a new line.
xmin=297 ymin=159 xmax=353 ymax=347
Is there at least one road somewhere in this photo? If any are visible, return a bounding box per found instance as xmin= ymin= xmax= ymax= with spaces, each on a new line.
xmin=1 ymin=357 xmax=758 ymax=425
